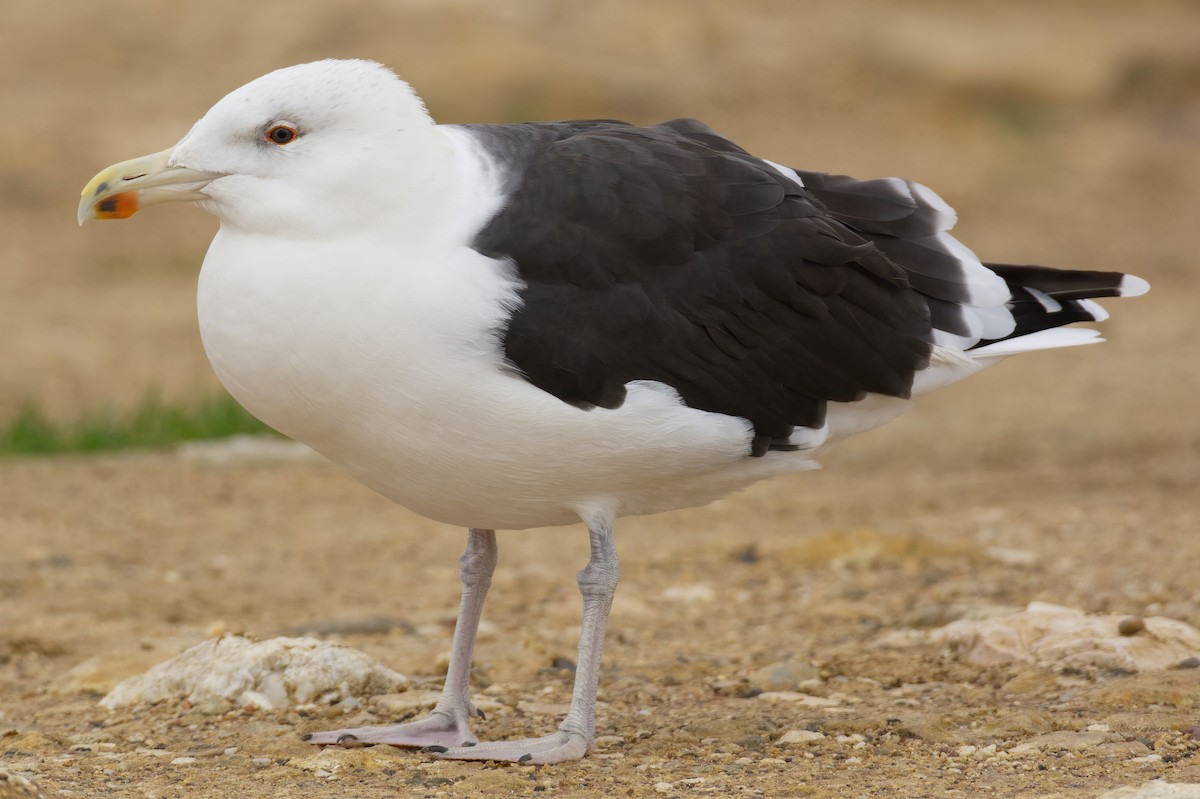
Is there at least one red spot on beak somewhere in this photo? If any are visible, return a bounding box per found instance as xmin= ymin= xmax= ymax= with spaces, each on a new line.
xmin=95 ymin=191 xmax=140 ymax=220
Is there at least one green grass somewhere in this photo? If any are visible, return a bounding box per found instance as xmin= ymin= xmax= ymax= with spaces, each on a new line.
xmin=0 ymin=392 xmax=275 ymax=456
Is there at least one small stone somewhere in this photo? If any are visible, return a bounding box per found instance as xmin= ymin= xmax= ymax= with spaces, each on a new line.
xmin=654 ymin=781 xmax=674 ymax=793
xmin=1177 ymin=657 xmax=1200 ymax=669
xmin=1095 ymin=741 xmax=1152 ymax=759
xmin=746 ymin=660 xmax=820 ymax=693
xmin=188 ymin=747 xmax=225 ymax=758
xmin=755 ymin=691 xmax=839 ymax=706
xmin=777 ymin=730 xmax=825 ymax=745
xmin=170 ymin=757 xmax=197 ymax=765
xmin=1014 ymin=730 xmax=1114 ymax=753
xmin=1127 ymin=754 xmax=1164 ymax=764
xmin=1118 ymin=616 xmax=1146 ymax=636
xmin=594 ymin=735 xmax=625 ymax=749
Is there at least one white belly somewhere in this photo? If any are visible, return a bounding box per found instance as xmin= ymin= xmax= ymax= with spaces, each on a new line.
xmin=197 ymin=229 xmax=822 ymax=530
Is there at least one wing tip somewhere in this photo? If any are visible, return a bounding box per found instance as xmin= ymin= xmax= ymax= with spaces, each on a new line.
xmin=1119 ymin=274 xmax=1151 ymax=297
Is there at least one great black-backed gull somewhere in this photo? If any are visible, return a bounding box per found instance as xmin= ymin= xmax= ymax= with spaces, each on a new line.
xmin=79 ymin=59 xmax=1148 ymax=764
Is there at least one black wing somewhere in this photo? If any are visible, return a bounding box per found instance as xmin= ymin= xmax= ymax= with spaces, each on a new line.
xmin=467 ymin=119 xmax=976 ymax=455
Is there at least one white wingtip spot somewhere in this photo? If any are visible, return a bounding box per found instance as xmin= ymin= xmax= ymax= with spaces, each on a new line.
xmin=1077 ymin=298 xmax=1109 ymax=322
xmin=1119 ymin=274 xmax=1150 ymax=297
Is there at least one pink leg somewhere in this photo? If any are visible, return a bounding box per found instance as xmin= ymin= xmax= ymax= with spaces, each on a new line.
xmin=424 ymin=515 xmax=619 ymax=764
xmin=304 ymin=528 xmax=497 ymax=749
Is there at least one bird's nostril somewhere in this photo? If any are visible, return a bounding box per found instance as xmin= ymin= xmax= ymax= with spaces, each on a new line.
xmin=122 ymin=172 xmax=147 ymax=181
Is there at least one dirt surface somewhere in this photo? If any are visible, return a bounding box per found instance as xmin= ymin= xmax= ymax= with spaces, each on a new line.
xmin=3 ymin=2 xmax=1200 ymax=797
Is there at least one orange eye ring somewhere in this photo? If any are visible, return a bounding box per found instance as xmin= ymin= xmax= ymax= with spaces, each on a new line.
xmin=266 ymin=124 xmax=299 ymax=145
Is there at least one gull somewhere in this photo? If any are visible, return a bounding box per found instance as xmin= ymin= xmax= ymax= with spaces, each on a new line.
xmin=79 ymin=59 xmax=1148 ymax=764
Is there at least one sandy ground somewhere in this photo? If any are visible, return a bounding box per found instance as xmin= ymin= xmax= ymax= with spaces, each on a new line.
xmin=3 ymin=1 xmax=1200 ymax=797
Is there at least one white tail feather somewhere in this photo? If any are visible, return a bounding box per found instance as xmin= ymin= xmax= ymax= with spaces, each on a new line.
xmin=970 ymin=327 xmax=1104 ymax=358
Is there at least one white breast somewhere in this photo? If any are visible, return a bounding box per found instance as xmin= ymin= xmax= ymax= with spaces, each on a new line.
xmin=196 ymin=224 xmax=821 ymax=529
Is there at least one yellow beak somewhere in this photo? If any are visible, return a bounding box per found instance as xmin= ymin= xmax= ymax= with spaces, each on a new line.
xmin=78 ymin=149 xmax=222 ymax=225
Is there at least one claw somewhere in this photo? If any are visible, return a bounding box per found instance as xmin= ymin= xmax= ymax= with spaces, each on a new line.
xmin=336 ymin=734 xmax=360 ymax=746
xmin=518 ymin=753 xmax=533 ymax=764
xmin=476 ymin=708 xmax=487 ymax=721
xmin=301 ymin=733 xmax=313 ymax=741
xmin=422 ymin=745 xmax=449 ymax=754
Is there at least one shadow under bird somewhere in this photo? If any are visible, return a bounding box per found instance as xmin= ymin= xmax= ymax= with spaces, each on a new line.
xmin=79 ymin=59 xmax=1148 ymax=764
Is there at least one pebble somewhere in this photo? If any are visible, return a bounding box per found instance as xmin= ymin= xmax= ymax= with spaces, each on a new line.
xmin=777 ymin=730 xmax=825 ymax=745
xmin=1009 ymin=730 xmax=1116 ymax=754
xmin=170 ymin=757 xmax=197 ymax=765
xmin=134 ymin=748 xmax=174 ymax=758
xmin=654 ymin=781 xmax=674 ymax=793
xmin=1118 ymin=616 xmax=1146 ymax=636
xmin=188 ymin=747 xmax=225 ymax=758
xmin=755 ymin=692 xmax=840 ymax=706
xmin=746 ymin=660 xmax=820 ymax=693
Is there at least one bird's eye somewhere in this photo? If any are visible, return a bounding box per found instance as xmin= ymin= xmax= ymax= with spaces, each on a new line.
xmin=265 ymin=124 xmax=299 ymax=145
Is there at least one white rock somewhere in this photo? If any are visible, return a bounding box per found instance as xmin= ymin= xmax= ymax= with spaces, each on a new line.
xmin=777 ymin=730 xmax=825 ymax=744
xmin=930 ymin=602 xmax=1200 ymax=672
xmin=101 ymin=635 xmax=408 ymax=710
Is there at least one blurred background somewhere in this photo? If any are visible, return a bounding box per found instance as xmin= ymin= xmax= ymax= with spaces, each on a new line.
xmin=2 ymin=6 xmax=1199 ymax=793
xmin=2 ymin=0 xmax=1198 ymax=458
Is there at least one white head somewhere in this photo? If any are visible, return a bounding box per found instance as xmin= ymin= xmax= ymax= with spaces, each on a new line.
xmin=79 ymin=60 xmax=444 ymax=236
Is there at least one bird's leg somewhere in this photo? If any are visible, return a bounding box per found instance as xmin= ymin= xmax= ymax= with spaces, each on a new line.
xmin=303 ymin=528 xmax=497 ymax=749
xmin=427 ymin=515 xmax=619 ymax=764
